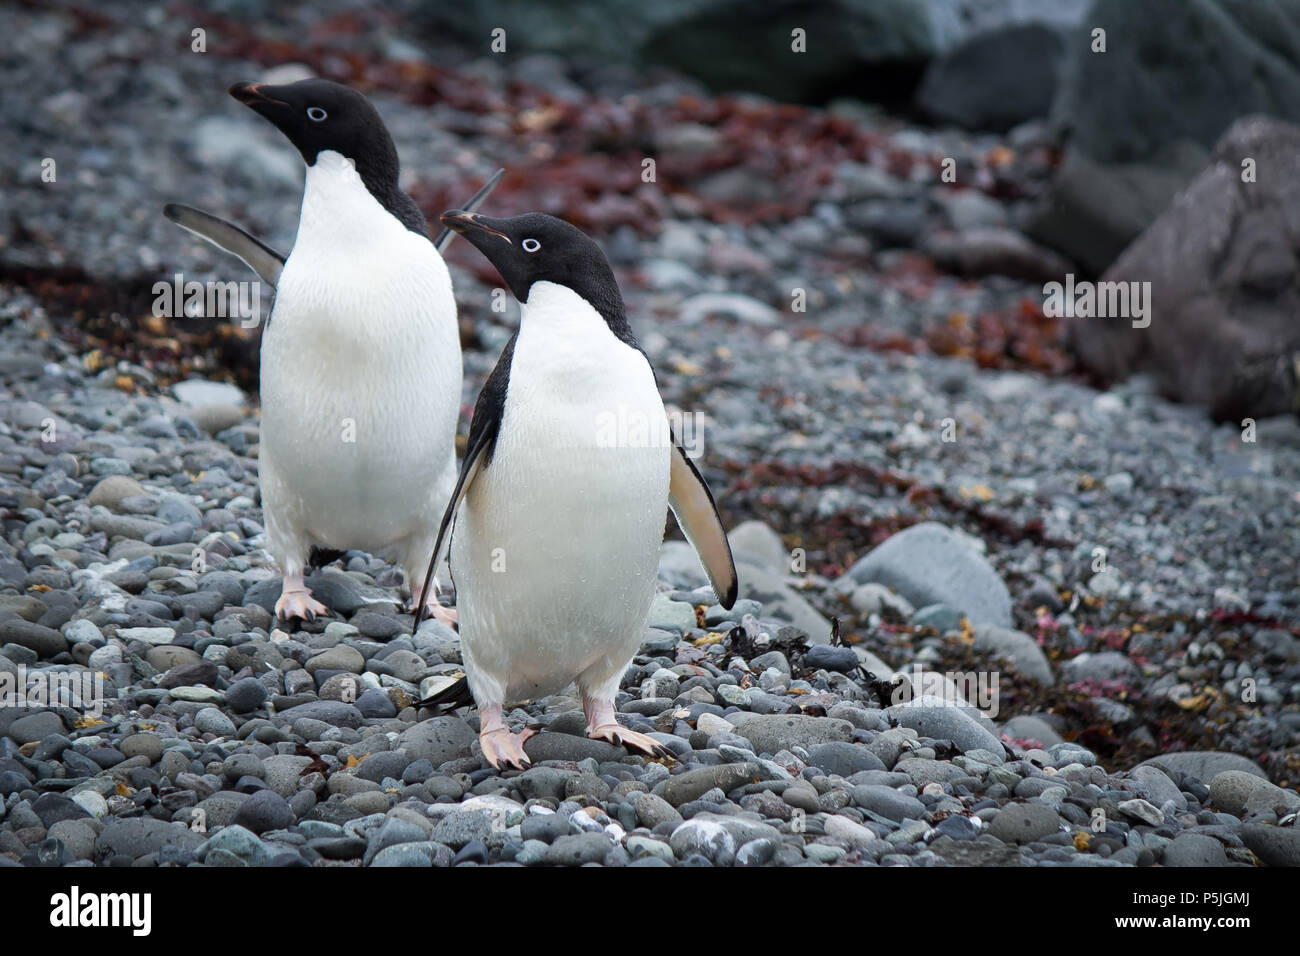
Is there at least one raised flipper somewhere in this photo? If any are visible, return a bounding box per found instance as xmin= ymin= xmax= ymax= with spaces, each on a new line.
xmin=163 ymin=203 xmax=285 ymax=286
xmin=668 ymin=443 xmax=739 ymax=609
xmin=412 ymin=332 xmax=519 ymax=630
xmin=433 ymin=168 xmax=504 ymax=253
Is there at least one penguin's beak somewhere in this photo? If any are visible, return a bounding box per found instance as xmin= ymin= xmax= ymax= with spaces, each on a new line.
xmin=229 ymin=82 xmax=290 ymax=118
xmin=440 ymin=211 xmax=511 ymax=244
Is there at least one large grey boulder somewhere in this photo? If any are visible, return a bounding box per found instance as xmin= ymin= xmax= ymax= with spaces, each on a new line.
xmin=1028 ymin=0 xmax=1300 ymax=273
xmin=1052 ymin=0 xmax=1300 ymax=166
xmin=1024 ymin=142 xmax=1208 ymax=275
xmin=841 ymin=522 xmax=1012 ymax=628
xmin=417 ymin=0 xmax=1087 ymax=104
xmin=916 ymin=23 xmax=1065 ymax=131
xmin=1072 ymin=116 xmax=1300 ymax=421
xmin=737 ymin=562 xmax=834 ymax=644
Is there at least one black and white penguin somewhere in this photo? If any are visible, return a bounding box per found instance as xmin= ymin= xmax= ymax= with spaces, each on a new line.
xmin=220 ymin=78 xmax=462 ymax=622
xmin=415 ymin=210 xmax=738 ymax=769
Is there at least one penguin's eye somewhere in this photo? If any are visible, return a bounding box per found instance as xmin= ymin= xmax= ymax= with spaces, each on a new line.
xmin=306 ymin=107 xmax=327 ymax=122
xmin=522 ymin=238 xmax=541 ymax=253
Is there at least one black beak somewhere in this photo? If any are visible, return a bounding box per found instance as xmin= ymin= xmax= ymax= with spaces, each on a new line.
xmin=229 ymin=81 xmax=288 ymax=109
xmin=439 ymin=210 xmax=511 ymax=244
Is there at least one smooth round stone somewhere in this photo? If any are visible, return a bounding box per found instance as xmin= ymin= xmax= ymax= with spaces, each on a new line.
xmin=808 ymin=741 xmax=886 ymax=777
xmin=782 ymin=783 xmax=820 ymax=813
xmin=371 ymin=843 xmax=446 ymax=867
xmin=1162 ymin=832 xmax=1228 ymax=866
xmin=802 ymin=644 xmax=858 ymax=672
xmin=804 ymin=842 xmax=848 ymax=863
xmin=87 ymin=644 xmax=123 ymax=669
xmin=7 ymin=711 xmax=66 ymax=744
xmin=147 ymin=645 xmax=202 ymax=670
xmin=0 ymin=771 xmax=32 ymax=795
xmin=987 ymin=803 xmax=1061 ymax=844
xmin=169 ymin=685 xmax=225 ymax=704
xmin=351 ymin=612 xmax=405 ymax=640
xmin=70 ymin=790 xmax=109 ymax=819
xmin=120 ymin=733 xmax=164 ymax=763
xmin=933 ymin=815 xmax=980 ymax=840
xmin=232 ymin=789 xmax=295 ymax=834
xmin=305 ymin=645 xmax=365 ymax=675
xmin=194 ymin=707 xmax=237 ymax=736
xmin=63 ymin=619 xmax=103 ymax=645
xmin=853 ymin=785 xmax=926 ymax=822
xmin=88 ymin=475 xmax=146 ymax=510
xmin=354 ymin=688 xmax=397 ymax=718
xmin=225 ymin=677 xmax=268 ymax=713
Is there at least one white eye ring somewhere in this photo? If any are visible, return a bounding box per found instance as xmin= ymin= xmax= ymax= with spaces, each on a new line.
xmin=522 ymin=238 xmax=541 ymax=253
xmin=306 ymin=107 xmax=327 ymax=122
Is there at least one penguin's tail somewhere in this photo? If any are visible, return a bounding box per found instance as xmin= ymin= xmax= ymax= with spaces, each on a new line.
xmin=308 ymin=547 xmax=346 ymax=568
xmin=415 ymin=675 xmax=474 ymax=712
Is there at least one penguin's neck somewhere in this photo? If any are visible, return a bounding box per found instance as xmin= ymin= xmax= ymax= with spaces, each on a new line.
xmin=521 ymin=281 xmax=640 ymax=350
xmin=521 ymin=283 xmax=615 ymax=340
xmin=513 ymin=282 xmax=660 ymax=424
xmin=295 ymin=150 xmax=407 ymax=250
xmin=517 ymin=282 xmax=649 ymax=379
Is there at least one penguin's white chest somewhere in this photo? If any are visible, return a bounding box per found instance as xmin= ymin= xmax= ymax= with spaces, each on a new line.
xmin=259 ymin=153 xmax=460 ymax=551
xmin=452 ymin=284 xmax=670 ymax=703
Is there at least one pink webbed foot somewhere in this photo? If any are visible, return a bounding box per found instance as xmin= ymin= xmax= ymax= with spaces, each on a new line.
xmin=587 ymin=723 xmax=675 ymax=760
xmin=421 ymin=600 xmax=458 ymax=626
xmin=276 ymin=587 xmax=328 ymax=622
xmin=583 ymin=694 xmax=674 ymax=760
xmin=407 ymin=579 xmax=458 ymax=626
xmin=477 ymin=704 xmax=536 ymax=770
xmin=479 ymin=726 xmax=537 ymax=770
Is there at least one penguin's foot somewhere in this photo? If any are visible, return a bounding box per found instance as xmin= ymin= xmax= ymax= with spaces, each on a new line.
xmin=583 ymin=696 xmax=674 ymax=760
xmin=479 ymin=726 xmax=536 ymax=770
xmin=587 ymin=723 xmax=674 ymax=760
xmin=477 ymin=705 xmax=535 ymax=770
xmin=406 ymin=577 xmax=458 ymax=626
xmin=276 ymin=586 xmax=328 ymax=622
xmin=429 ymin=603 xmax=458 ymax=626
xmin=408 ymin=597 xmax=457 ymax=627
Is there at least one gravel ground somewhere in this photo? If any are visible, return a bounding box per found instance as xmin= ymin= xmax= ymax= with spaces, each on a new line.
xmin=1 ymin=1 xmax=1297 ymax=867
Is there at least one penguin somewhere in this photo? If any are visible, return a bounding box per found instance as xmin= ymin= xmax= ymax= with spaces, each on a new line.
xmin=214 ymin=77 xmax=464 ymax=622
xmin=413 ymin=210 xmax=739 ymax=770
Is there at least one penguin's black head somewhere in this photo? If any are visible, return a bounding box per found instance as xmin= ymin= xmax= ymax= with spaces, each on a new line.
xmin=230 ymin=78 xmax=401 ymax=189
xmin=440 ymin=211 xmax=630 ymax=336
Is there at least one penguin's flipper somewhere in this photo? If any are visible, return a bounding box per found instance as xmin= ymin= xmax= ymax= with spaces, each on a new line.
xmin=162 ymin=203 xmax=285 ymax=287
xmin=433 ymin=168 xmax=505 ymax=253
xmin=668 ymin=444 xmax=739 ymax=609
xmin=413 ymin=332 xmax=519 ymax=629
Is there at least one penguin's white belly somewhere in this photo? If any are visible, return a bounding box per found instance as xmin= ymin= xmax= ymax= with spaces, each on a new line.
xmin=453 ymin=296 xmax=670 ymax=703
xmin=258 ymin=156 xmax=460 ymax=556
